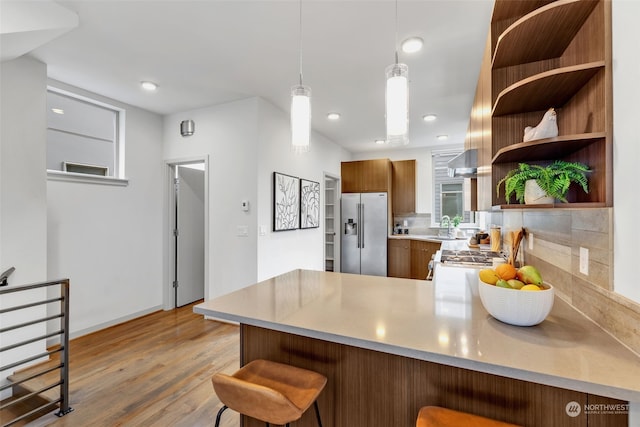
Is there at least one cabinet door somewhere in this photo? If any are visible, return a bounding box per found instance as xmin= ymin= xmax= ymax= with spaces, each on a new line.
xmin=342 ymin=159 xmax=391 ymax=193
xmin=410 ymin=240 xmax=441 ymax=280
xmin=360 ymin=159 xmax=390 ymax=192
xmin=392 ymin=160 xmax=415 ymax=214
xmin=341 ymin=161 xmax=361 ymax=193
xmin=388 ymin=239 xmax=410 ymax=278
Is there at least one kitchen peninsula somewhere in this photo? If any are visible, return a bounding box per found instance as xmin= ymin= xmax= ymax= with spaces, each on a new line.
xmin=194 ymin=270 xmax=638 ymax=426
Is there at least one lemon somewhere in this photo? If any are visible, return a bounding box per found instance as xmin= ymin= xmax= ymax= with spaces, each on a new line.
xmin=521 ymin=284 xmax=541 ymax=291
xmin=479 ymin=269 xmax=500 ymax=285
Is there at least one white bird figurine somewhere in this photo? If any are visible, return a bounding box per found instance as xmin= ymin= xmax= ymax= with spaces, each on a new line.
xmin=523 ymin=108 xmax=558 ymax=142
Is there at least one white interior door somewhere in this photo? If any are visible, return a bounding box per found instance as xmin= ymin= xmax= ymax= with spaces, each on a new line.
xmin=176 ymin=165 xmax=205 ymax=307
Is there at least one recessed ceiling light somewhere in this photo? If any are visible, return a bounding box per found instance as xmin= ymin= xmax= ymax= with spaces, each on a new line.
xmin=327 ymin=112 xmax=340 ymax=120
xmin=437 ymin=135 xmax=449 ymax=141
xmin=423 ymin=114 xmax=437 ymax=122
xmin=401 ymin=37 xmax=424 ymax=54
xmin=141 ymin=81 xmax=158 ymax=91
xmin=375 ymin=139 xmax=386 ymax=145
xmin=51 ymin=108 xmax=65 ymax=114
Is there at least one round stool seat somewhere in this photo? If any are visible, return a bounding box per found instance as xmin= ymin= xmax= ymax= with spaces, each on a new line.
xmin=417 ymin=406 xmax=521 ymax=427
xmin=212 ymin=359 xmax=327 ymax=426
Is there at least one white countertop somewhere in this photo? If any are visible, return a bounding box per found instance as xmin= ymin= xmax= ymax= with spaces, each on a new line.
xmin=194 ymin=269 xmax=640 ymax=403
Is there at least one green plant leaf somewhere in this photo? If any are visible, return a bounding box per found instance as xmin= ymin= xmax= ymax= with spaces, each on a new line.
xmin=496 ymin=160 xmax=590 ymax=204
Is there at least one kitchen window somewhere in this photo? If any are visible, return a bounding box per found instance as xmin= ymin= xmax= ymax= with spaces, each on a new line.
xmin=46 ymin=87 xmax=127 ymax=185
xmin=441 ymin=183 xmax=464 ymax=219
xmin=432 ymin=150 xmax=470 ymax=224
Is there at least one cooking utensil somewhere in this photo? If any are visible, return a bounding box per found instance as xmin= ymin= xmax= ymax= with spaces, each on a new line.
xmin=508 ymin=228 xmax=525 ymax=266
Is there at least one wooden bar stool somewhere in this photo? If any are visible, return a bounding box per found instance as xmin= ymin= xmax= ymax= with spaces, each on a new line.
xmin=417 ymin=406 xmax=521 ymax=427
xmin=212 ymin=359 xmax=327 ymax=427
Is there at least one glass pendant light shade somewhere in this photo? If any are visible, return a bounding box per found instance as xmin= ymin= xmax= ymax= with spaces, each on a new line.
xmin=291 ymin=84 xmax=311 ymax=153
xmin=385 ymin=63 xmax=409 ymax=145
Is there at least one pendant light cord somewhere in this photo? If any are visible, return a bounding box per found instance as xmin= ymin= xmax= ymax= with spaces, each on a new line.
xmin=298 ymin=0 xmax=303 ymax=86
xmin=394 ymin=0 xmax=399 ymax=64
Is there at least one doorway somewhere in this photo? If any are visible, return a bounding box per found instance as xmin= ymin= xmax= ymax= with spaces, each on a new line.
xmin=324 ymin=173 xmax=340 ymax=272
xmin=166 ymin=159 xmax=208 ymax=309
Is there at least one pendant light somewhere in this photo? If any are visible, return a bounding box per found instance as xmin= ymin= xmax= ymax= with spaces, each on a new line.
xmin=291 ymin=0 xmax=311 ymax=153
xmin=385 ymin=0 xmax=409 ymax=146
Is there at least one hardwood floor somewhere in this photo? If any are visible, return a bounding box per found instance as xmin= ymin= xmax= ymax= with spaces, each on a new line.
xmin=2 ymin=302 xmax=241 ymax=427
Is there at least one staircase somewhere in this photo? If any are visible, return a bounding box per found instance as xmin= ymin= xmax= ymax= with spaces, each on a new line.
xmin=2 ymin=366 xmax=59 ymax=426
xmin=0 ymin=279 xmax=72 ymax=427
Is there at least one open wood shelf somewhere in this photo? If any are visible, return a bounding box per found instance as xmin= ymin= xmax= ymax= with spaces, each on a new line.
xmin=492 ymin=61 xmax=604 ymax=116
xmin=470 ymin=0 xmax=611 ymax=210
xmin=492 ymin=132 xmax=606 ymax=164
xmin=493 ymin=201 xmax=606 ymax=210
xmin=491 ymin=0 xmax=554 ymax=22
xmin=492 ymin=0 xmax=598 ymax=69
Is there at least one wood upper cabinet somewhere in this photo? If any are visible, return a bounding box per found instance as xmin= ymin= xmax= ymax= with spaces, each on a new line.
xmin=388 ymin=239 xmax=411 ymax=279
xmin=391 ymin=160 xmax=415 ymax=214
xmin=341 ymin=159 xmax=391 ymax=193
xmin=340 ymin=161 xmax=360 ymax=193
xmin=471 ymin=32 xmax=493 ymax=212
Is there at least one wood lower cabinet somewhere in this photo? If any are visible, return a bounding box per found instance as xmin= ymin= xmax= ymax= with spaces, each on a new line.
xmin=242 ymin=324 xmax=628 ymax=427
xmin=388 ymin=239 xmax=410 ymax=279
xmin=388 ymin=238 xmax=441 ymax=280
xmin=341 ymin=159 xmax=391 ymax=193
xmin=410 ymin=240 xmax=440 ymax=280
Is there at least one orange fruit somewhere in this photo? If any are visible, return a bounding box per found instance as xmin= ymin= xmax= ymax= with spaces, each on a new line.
xmin=495 ymin=263 xmax=517 ymax=280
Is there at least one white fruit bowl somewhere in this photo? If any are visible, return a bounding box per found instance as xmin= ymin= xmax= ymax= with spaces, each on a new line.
xmin=478 ymin=281 xmax=554 ymax=326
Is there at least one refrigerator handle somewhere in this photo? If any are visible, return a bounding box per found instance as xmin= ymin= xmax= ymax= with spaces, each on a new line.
xmin=356 ymin=203 xmax=361 ymax=248
xmin=361 ymin=203 xmax=365 ymax=248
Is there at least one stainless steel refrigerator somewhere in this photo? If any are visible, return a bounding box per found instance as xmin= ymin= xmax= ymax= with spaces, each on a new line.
xmin=341 ymin=192 xmax=388 ymax=276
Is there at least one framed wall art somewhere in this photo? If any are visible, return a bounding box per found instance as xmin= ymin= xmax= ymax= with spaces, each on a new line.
xmin=273 ymin=172 xmax=300 ymax=231
xmin=300 ymin=178 xmax=320 ymax=229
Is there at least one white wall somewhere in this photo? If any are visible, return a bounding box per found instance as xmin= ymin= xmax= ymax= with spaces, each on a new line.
xmin=163 ymin=98 xmax=260 ymax=300
xmin=0 ymin=56 xmax=48 ymax=399
xmin=46 ymin=80 xmax=164 ymax=336
xmin=612 ymin=0 xmax=640 ymax=304
xmin=352 ymin=145 xmax=463 ymax=214
xmin=255 ymin=98 xmax=349 ymax=281
xmin=610 ymin=0 xmax=640 ymax=421
xmin=163 ymin=97 xmax=350 ymax=299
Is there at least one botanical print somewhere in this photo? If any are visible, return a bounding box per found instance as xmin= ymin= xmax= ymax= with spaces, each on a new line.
xmin=300 ymin=179 xmax=319 ymax=229
xmin=273 ymin=172 xmax=299 ymax=231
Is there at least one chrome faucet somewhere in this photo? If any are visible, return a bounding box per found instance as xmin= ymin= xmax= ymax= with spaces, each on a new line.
xmin=440 ymin=215 xmax=452 ymax=238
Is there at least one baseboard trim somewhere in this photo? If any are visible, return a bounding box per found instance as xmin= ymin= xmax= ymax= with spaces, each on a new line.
xmin=46 ymin=305 xmax=163 ymax=347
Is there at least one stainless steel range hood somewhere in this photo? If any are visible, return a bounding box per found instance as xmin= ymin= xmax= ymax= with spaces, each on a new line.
xmin=447 ymin=149 xmax=477 ymax=178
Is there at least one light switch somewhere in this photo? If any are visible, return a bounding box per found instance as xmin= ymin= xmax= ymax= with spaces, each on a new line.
xmin=237 ymin=225 xmax=249 ymax=237
xmin=259 ymin=225 xmax=267 ymax=236
xmin=528 ymin=233 xmax=534 ymax=250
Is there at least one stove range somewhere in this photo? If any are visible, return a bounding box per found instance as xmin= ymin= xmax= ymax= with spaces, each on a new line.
xmin=439 ymin=249 xmax=503 ymax=267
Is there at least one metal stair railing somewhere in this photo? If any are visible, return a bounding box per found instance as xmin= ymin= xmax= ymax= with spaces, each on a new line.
xmin=0 ymin=279 xmax=73 ymax=427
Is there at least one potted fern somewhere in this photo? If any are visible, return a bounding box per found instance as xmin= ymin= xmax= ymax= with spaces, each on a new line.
xmin=496 ymin=161 xmax=590 ymax=205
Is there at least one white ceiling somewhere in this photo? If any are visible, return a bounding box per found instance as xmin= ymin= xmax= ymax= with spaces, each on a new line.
xmin=6 ymin=0 xmax=494 ymax=153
